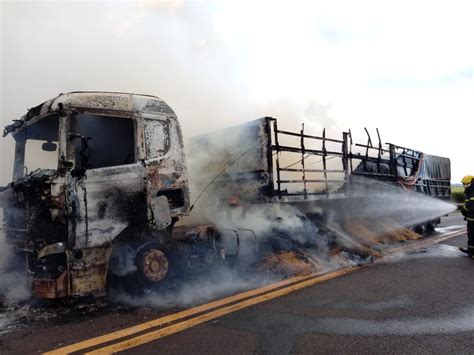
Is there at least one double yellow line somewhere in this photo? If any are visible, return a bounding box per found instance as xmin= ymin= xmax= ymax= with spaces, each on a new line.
xmin=45 ymin=228 xmax=466 ymax=354
xmin=45 ymin=268 xmax=360 ymax=354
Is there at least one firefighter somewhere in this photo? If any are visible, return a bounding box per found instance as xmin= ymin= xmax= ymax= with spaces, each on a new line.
xmin=460 ymin=175 xmax=474 ymax=257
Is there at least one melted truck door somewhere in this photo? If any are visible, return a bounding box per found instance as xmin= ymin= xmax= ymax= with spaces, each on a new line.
xmin=67 ymin=112 xmax=146 ymax=249
xmin=142 ymin=112 xmax=188 ymax=230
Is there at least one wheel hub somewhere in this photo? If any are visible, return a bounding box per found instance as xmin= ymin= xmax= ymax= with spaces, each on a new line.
xmin=141 ymin=249 xmax=168 ymax=282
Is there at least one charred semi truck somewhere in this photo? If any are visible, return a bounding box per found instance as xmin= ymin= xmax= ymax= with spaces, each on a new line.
xmin=0 ymin=92 xmax=451 ymax=300
xmin=0 ymin=92 xmax=192 ymax=298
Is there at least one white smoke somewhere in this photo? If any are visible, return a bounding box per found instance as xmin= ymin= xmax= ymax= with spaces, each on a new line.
xmin=111 ymin=265 xmax=280 ymax=309
xmin=0 ymin=1 xmax=346 ymax=188
xmin=0 ymin=210 xmax=31 ymax=303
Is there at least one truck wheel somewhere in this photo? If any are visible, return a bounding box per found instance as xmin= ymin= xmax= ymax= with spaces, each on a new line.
xmin=425 ymin=221 xmax=436 ymax=234
xmin=414 ymin=224 xmax=424 ymax=235
xmin=135 ymin=242 xmax=171 ymax=286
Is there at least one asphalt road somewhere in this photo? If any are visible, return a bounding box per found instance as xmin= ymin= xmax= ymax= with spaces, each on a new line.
xmin=122 ymin=215 xmax=474 ymax=355
xmin=1 ymin=214 xmax=472 ymax=354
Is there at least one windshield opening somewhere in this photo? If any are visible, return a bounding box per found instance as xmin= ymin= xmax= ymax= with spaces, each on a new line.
xmin=23 ymin=114 xmax=60 ymax=174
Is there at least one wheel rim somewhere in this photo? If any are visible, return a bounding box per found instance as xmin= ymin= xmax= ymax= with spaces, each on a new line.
xmin=141 ymin=249 xmax=169 ymax=283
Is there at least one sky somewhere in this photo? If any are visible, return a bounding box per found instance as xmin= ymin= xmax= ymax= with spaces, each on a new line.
xmin=0 ymin=0 xmax=472 ymax=185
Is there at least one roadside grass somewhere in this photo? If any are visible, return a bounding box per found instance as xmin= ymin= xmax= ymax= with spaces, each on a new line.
xmin=451 ymin=185 xmax=465 ymax=205
xmin=451 ymin=186 xmax=464 ymax=194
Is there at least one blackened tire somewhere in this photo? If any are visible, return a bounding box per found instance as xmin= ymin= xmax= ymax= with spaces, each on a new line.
xmin=135 ymin=242 xmax=173 ymax=287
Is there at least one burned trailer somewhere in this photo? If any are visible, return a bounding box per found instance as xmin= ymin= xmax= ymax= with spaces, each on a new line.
xmin=0 ymin=92 xmax=191 ymax=299
xmin=186 ymin=117 xmax=451 ymax=233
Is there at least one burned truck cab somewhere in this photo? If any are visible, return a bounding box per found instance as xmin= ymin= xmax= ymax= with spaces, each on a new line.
xmin=0 ymin=92 xmax=190 ymax=299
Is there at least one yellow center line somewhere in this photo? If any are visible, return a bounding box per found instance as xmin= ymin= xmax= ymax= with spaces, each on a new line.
xmin=44 ymin=274 xmax=313 ymax=355
xmin=86 ymin=229 xmax=468 ymax=354
xmin=86 ymin=267 xmax=362 ymax=354
xmin=45 ymin=228 xmax=466 ymax=354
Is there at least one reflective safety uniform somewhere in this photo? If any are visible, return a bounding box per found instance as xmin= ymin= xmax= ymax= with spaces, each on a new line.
xmin=461 ymin=183 xmax=474 ymax=255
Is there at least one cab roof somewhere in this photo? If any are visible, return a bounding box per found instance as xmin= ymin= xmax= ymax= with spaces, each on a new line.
xmin=3 ymin=91 xmax=176 ymax=137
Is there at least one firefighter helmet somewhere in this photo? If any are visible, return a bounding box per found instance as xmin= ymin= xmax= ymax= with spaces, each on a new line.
xmin=462 ymin=175 xmax=473 ymax=187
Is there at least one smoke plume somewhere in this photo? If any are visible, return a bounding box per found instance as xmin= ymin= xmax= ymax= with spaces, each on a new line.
xmin=0 ymin=210 xmax=31 ymax=303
